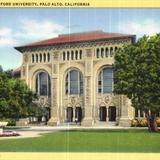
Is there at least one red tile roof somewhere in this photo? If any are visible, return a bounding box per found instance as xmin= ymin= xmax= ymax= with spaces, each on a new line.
xmin=15 ymin=31 xmax=135 ymax=51
xmin=13 ymin=67 xmax=21 ymax=77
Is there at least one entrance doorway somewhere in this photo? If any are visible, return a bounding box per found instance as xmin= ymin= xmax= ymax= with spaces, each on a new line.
xmin=66 ymin=107 xmax=73 ymax=122
xmin=99 ymin=106 xmax=107 ymax=121
xmin=75 ymin=107 xmax=82 ymax=122
xmin=108 ymin=106 xmax=116 ymax=121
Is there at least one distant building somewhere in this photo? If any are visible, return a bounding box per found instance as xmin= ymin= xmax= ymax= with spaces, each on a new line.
xmin=15 ymin=30 xmax=140 ymax=127
xmin=12 ymin=67 xmax=21 ymax=77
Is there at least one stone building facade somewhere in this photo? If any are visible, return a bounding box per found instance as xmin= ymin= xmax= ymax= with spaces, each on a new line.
xmin=15 ymin=31 xmax=136 ymax=127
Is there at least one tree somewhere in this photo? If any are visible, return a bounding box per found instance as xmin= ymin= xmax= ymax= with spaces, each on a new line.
xmin=0 ymin=67 xmax=42 ymax=122
xmin=114 ymin=34 xmax=160 ymax=132
xmin=0 ymin=65 xmax=3 ymax=73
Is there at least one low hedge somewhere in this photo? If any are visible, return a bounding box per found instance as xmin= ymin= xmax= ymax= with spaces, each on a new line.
xmin=0 ymin=118 xmax=16 ymax=126
xmin=131 ymin=118 xmax=160 ymax=127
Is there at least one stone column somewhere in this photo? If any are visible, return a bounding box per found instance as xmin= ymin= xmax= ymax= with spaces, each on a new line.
xmin=73 ymin=107 xmax=75 ymax=122
xmin=81 ymin=48 xmax=94 ymax=126
xmin=106 ymin=107 xmax=109 ymax=122
xmin=48 ymin=52 xmax=60 ymax=126
xmin=116 ymin=107 xmax=119 ymax=121
xmin=47 ymin=77 xmax=59 ymax=126
xmin=119 ymin=95 xmax=131 ymax=127
xmin=81 ymin=76 xmax=93 ymax=126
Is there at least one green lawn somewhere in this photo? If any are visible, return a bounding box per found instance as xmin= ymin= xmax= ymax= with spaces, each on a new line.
xmin=0 ymin=129 xmax=160 ymax=152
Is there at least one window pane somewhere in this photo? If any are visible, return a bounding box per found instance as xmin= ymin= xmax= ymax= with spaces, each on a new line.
xmin=96 ymin=48 xmax=100 ymax=58
xmin=32 ymin=55 xmax=34 ymax=63
xmin=80 ymin=50 xmax=82 ymax=59
xmin=48 ymin=53 xmax=50 ymax=62
xmin=110 ymin=48 xmax=113 ymax=57
xmin=98 ymin=71 xmax=102 ymax=93
xmin=36 ymin=72 xmax=50 ymax=96
xmin=40 ymin=72 xmax=48 ymax=96
xmin=70 ymin=70 xmax=78 ymax=81
xmin=48 ymin=75 xmax=51 ymax=96
xmin=101 ymin=48 xmax=104 ymax=58
xmin=70 ymin=70 xmax=78 ymax=94
xmin=75 ymin=51 xmax=78 ymax=60
xmin=44 ymin=54 xmax=46 ymax=62
xmin=65 ymin=73 xmax=68 ymax=94
xmin=103 ymin=68 xmax=113 ymax=94
xmin=105 ymin=48 xmax=108 ymax=57
xmin=71 ymin=51 xmax=74 ymax=60
xmin=36 ymin=76 xmax=38 ymax=95
xmin=63 ymin=52 xmax=65 ymax=60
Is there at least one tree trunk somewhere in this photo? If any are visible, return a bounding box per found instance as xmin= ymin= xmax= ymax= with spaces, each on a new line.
xmin=146 ymin=111 xmax=158 ymax=132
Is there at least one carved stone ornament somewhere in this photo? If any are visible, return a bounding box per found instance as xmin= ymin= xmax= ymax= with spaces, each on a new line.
xmin=53 ymin=64 xmax=57 ymax=74
xmin=71 ymin=97 xmax=76 ymax=104
xmin=86 ymin=49 xmax=92 ymax=57
xmin=24 ymin=54 xmax=28 ymax=62
xmin=34 ymin=97 xmax=51 ymax=108
xmin=104 ymin=95 xmax=110 ymax=104
xmin=53 ymin=52 xmax=59 ymax=60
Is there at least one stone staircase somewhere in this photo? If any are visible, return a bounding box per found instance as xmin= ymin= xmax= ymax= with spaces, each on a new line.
xmin=94 ymin=121 xmax=118 ymax=127
xmin=58 ymin=122 xmax=81 ymax=126
xmin=28 ymin=122 xmax=47 ymax=126
xmin=57 ymin=121 xmax=118 ymax=127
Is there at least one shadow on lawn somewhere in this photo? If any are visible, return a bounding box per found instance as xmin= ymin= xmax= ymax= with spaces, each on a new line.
xmin=63 ymin=129 xmax=152 ymax=133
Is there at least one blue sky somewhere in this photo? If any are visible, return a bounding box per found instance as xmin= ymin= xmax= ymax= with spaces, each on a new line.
xmin=1 ymin=8 xmax=160 ymax=70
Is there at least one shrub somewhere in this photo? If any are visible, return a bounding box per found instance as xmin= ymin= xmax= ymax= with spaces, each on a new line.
xmin=131 ymin=119 xmax=139 ymax=127
xmin=139 ymin=119 xmax=148 ymax=127
xmin=0 ymin=118 xmax=16 ymax=126
xmin=156 ymin=118 xmax=160 ymax=127
xmin=131 ymin=118 xmax=148 ymax=127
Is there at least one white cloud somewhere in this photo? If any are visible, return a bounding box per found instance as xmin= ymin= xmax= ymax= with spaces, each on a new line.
xmin=0 ymin=19 xmax=65 ymax=48
xmin=118 ymin=19 xmax=160 ymax=38
xmin=0 ymin=28 xmax=17 ymax=47
xmin=15 ymin=19 xmax=64 ymax=40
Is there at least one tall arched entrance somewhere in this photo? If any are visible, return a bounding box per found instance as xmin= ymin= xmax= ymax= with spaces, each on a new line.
xmin=75 ymin=107 xmax=82 ymax=122
xmin=108 ymin=106 xmax=116 ymax=121
xmin=99 ymin=106 xmax=107 ymax=121
xmin=66 ymin=107 xmax=73 ymax=122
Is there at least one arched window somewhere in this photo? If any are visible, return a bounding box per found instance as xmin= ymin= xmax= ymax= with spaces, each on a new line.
xmin=98 ymin=71 xmax=102 ymax=93
xmin=63 ymin=52 xmax=66 ymax=61
xmin=40 ymin=54 xmax=42 ymax=62
xmin=79 ymin=50 xmax=82 ymax=59
xmin=115 ymin=46 xmax=118 ymax=52
xmin=36 ymin=54 xmax=38 ymax=63
xmin=32 ymin=54 xmax=34 ymax=63
xmin=75 ymin=50 xmax=78 ymax=60
xmin=44 ymin=53 xmax=46 ymax=62
xmin=67 ymin=51 xmax=70 ymax=60
xmin=101 ymin=48 xmax=104 ymax=58
xmin=98 ymin=68 xmax=113 ymax=94
xmin=35 ymin=72 xmax=51 ymax=96
xmin=71 ymin=51 xmax=74 ymax=60
xmin=47 ymin=53 xmax=50 ymax=62
xmin=105 ymin=48 xmax=109 ymax=57
xmin=110 ymin=47 xmax=113 ymax=57
xmin=65 ymin=73 xmax=69 ymax=94
xmin=96 ymin=48 xmax=100 ymax=58
xmin=79 ymin=72 xmax=83 ymax=94
xmin=65 ymin=70 xmax=83 ymax=95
